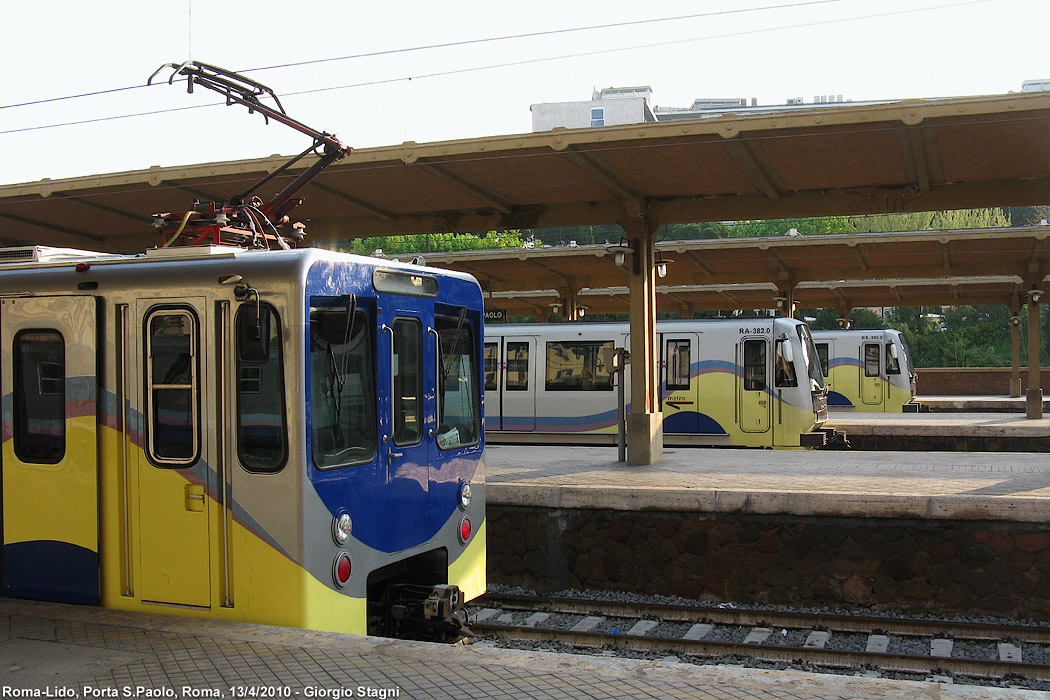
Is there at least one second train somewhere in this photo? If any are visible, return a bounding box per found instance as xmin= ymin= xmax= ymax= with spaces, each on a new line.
xmin=485 ymin=318 xmax=835 ymax=449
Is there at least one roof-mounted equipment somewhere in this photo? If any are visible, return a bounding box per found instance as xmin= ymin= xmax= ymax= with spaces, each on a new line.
xmin=148 ymin=61 xmax=353 ymax=249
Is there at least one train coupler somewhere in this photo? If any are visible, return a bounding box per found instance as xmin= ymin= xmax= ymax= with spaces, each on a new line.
xmin=379 ymin=583 xmax=473 ymax=642
xmin=818 ymin=428 xmax=851 ymax=450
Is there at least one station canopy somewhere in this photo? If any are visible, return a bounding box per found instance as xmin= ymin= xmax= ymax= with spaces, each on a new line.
xmin=419 ymin=226 xmax=1050 ymax=314
xmin=0 ymin=89 xmax=1049 ymax=311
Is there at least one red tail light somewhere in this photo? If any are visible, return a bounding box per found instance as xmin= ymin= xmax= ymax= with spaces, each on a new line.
xmin=459 ymin=516 xmax=472 ymax=544
xmin=333 ymin=553 xmax=352 ymax=587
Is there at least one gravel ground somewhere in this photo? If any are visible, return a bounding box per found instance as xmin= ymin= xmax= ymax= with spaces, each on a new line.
xmin=479 ymin=584 xmax=1050 ymax=691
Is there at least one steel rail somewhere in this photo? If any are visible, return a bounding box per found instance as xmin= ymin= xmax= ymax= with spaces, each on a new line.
xmin=480 ymin=592 xmax=1050 ymax=643
xmin=473 ymin=622 xmax=1050 ymax=681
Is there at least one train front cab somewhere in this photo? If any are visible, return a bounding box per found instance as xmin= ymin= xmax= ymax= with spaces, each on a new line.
xmin=729 ymin=320 xmax=829 ymax=448
xmin=814 ymin=330 xmax=918 ymax=412
xmin=0 ymin=251 xmax=486 ymax=639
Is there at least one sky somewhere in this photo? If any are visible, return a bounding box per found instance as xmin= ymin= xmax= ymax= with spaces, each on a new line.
xmin=0 ymin=0 xmax=1047 ymax=186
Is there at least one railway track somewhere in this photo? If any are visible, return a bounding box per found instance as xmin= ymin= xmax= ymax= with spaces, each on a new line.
xmin=469 ymin=592 xmax=1050 ymax=685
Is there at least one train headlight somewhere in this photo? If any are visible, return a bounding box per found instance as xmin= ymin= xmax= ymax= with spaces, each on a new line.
xmin=332 ymin=512 xmax=352 ymax=546
xmin=333 ymin=552 xmax=352 ymax=587
xmin=458 ymin=482 xmax=472 ymax=511
xmin=458 ymin=515 xmax=472 ymax=545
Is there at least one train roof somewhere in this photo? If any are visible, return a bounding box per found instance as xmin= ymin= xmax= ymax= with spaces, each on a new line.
xmin=487 ymin=317 xmax=808 ymax=333
xmin=0 ymin=244 xmax=482 ymax=286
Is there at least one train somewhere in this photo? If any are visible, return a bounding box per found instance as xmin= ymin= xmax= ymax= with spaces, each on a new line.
xmin=0 ymin=244 xmax=486 ymax=639
xmin=811 ymin=329 xmax=919 ymax=412
xmin=484 ymin=318 xmax=835 ymax=448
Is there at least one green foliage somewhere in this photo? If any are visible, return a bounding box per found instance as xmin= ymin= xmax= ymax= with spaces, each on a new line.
xmin=882 ymin=304 xmax=1050 ymax=368
xmin=851 ymin=208 xmax=1010 ymax=233
xmin=725 ymin=216 xmax=855 ymax=237
xmin=339 ymin=230 xmax=525 ymax=255
xmin=800 ymin=308 xmax=886 ymax=330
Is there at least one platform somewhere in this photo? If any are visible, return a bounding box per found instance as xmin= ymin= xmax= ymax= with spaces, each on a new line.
xmin=0 ymin=596 xmax=1039 ymax=699
xmin=485 ymin=444 xmax=1050 ymax=521
xmin=483 ymin=445 xmax=1050 ymax=620
xmin=916 ymin=394 xmax=1050 ymax=413
xmin=825 ymin=409 xmax=1049 ymax=451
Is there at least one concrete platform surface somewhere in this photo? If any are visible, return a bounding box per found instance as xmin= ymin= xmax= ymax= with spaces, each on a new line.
xmin=484 ymin=445 xmax=1050 ymax=521
xmin=826 ymin=411 xmax=1050 ymax=438
xmin=0 ymin=597 xmax=1041 ymax=700
xmin=917 ymin=395 xmax=1050 ymax=412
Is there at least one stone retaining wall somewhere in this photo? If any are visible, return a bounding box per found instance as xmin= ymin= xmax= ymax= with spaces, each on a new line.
xmin=488 ymin=505 xmax=1050 ymax=620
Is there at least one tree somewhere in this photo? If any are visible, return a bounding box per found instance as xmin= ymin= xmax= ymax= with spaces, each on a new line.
xmin=725 ymin=216 xmax=854 ymax=238
xmin=850 ymin=208 xmax=1010 ymax=233
xmin=338 ymin=230 xmax=525 ymax=255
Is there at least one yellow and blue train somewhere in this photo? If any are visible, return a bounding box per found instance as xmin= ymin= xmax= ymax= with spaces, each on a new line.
xmin=811 ymin=329 xmax=919 ymax=412
xmin=485 ymin=318 xmax=832 ymax=448
xmin=0 ymin=244 xmax=486 ymax=638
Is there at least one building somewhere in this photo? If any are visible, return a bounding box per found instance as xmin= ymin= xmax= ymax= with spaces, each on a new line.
xmin=531 ymin=88 xmax=876 ymax=131
xmin=530 ymin=86 xmax=657 ymax=131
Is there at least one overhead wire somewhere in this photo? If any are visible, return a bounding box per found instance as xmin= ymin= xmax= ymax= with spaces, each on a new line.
xmin=0 ymin=0 xmax=855 ymax=113
xmin=0 ymin=0 xmax=991 ymax=137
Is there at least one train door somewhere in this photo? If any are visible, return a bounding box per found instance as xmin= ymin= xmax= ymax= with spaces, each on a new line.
xmin=738 ymin=337 xmax=770 ymax=433
xmin=499 ymin=336 xmax=535 ymax=431
xmin=661 ymin=334 xmax=700 ymax=433
xmin=380 ymin=303 xmax=433 ymax=552
xmin=135 ymin=299 xmax=212 ymax=607
xmin=1 ymin=296 xmax=98 ymax=604
xmin=860 ymin=341 xmax=883 ymax=407
xmin=483 ymin=341 xmax=500 ymax=428
xmin=815 ymin=341 xmax=832 ymax=388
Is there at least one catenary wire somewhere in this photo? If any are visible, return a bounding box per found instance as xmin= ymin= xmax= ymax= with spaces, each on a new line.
xmin=0 ymin=0 xmax=855 ymax=113
xmin=0 ymin=0 xmax=990 ymax=137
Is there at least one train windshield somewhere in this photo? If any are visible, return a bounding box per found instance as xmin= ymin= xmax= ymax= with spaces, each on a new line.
xmin=309 ymin=306 xmax=376 ymax=468
xmin=436 ymin=311 xmax=481 ymax=450
xmin=796 ymin=325 xmax=825 ymax=388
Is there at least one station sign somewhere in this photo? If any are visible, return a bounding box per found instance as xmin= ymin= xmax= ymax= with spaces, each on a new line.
xmin=484 ymin=308 xmax=507 ymax=322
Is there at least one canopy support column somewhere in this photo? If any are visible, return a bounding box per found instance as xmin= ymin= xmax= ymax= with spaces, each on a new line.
xmin=623 ymin=214 xmax=663 ymax=465
xmin=1027 ymin=290 xmax=1043 ymax=419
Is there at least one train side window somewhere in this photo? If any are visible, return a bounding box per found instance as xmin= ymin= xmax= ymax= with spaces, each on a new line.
xmin=484 ymin=342 xmax=499 ymax=391
xmin=544 ymin=341 xmax=614 ymax=391
xmin=436 ymin=312 xmax=481 ymax=450
xmin=310 ymin=306 xmax=376 ymax=469
xmin=13 ymin=330 xmax=65 ymax=464
xmin=885 ymin=343 xmax=901 ymax=375
xmin=816 ymin=343 xmax=830 ymax=377
xmin=236 ymin=303 xmax=287 ymax=472
xmin=742 ymin=339 xmax=766 ymax=391
xmin=864 ymin=343 xmax=881 ymax=377
xmin=392 ymin=317 xmax=423 ymax=446
xmin=774 ymin=340 xmax=798 ymax=388
xmin=506 ymin=341 xmax=529 ymax=391
xmin=666 ymin=339 xmax=691 ymax=390
xmin=146 ymin=309 xmax=199 ymax=465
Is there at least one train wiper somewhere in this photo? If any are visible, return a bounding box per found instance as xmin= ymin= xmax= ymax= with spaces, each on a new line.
xmin=442 ymin=306 xmax=467 ymax=384
xmin=322 ymin=294 xmax=358 ymax=421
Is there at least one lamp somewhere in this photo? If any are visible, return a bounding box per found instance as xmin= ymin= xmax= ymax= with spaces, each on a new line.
xmin=1030 ymin=289 xmax=1044 ymax=304
xmin=549 ymin=301 xmax=562 ymax=315
xmin=606 ymin=238 xmax=634 ymax=267
xmin=655 ymin=251 xmax=674 ymax=278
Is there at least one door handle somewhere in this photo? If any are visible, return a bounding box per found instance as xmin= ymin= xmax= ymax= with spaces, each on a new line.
xmin=185 ymin=484 xmax=205 ymax=512
xmin=387 ymin=450 xmax=404 ymax=464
